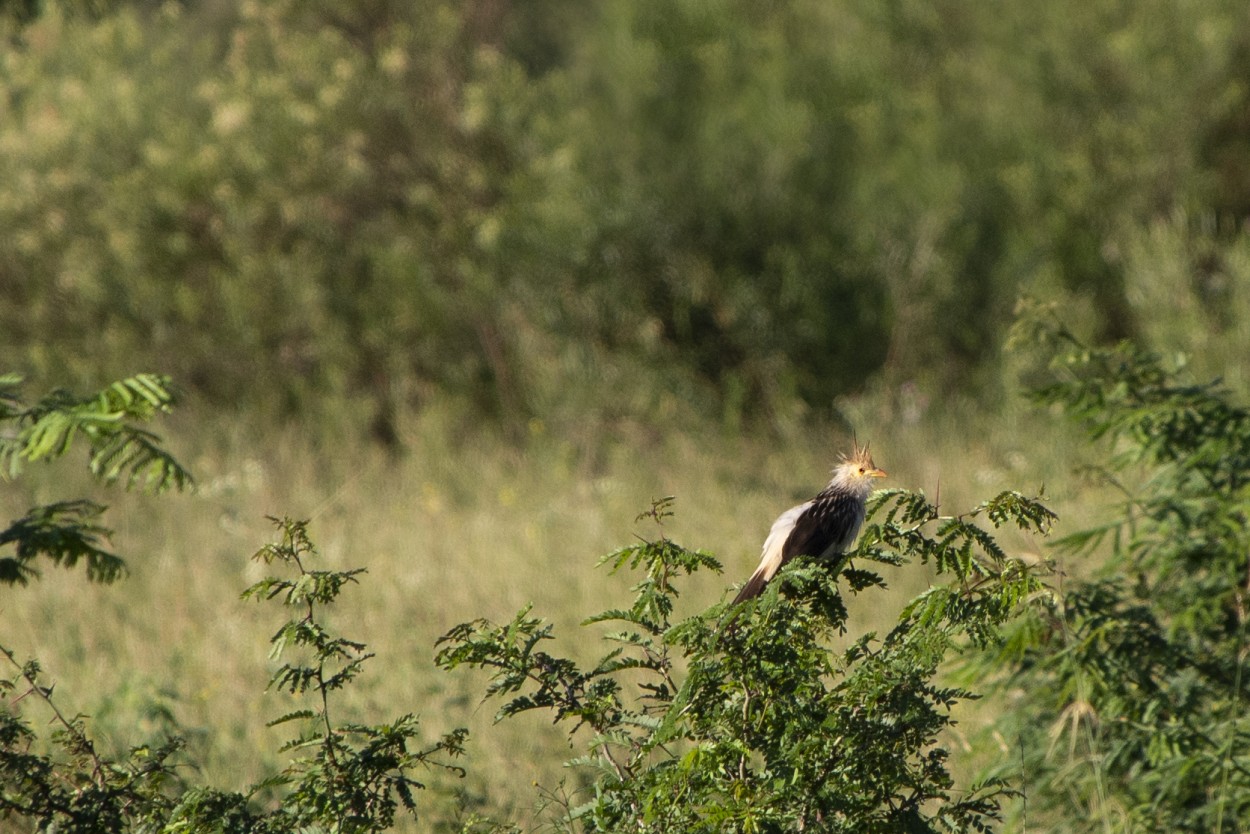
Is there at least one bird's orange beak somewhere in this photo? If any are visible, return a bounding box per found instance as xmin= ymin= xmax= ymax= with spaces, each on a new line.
xmin=868 ymin=467 xmax=887 ymax=479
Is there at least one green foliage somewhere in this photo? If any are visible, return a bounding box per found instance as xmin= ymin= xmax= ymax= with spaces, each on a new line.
xmin=545 ymin=1 xmax=892 ymax=410
xmin=0 ymin=370 xmax=189 ymax=822
xmin=0 ymin=642 xmax=186 ymax=832
xmin=242 ymin=517 xmax=469 ymax=833
xmin=0 ymin=373 xmax=189 ymax=585
xmin=0 ymin=516 xmax=467 ymax=832
xmin=1 ymin=381 xmax=465 ymax=831
xmin=0 ymin=372 xmax=190 ymax=490
xmin=438 ymin=492 xmax=1052 ymax=832
xmin=991 ymin=313 xmax=1250 ymax=831
xmin=0 ymin=500 xmax=120 ymax=585
xmin=0 ymin=0 xmax=507 ymax=428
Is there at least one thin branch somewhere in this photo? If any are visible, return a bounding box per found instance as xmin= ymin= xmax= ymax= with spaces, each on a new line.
xmin=0 ymin=643 xmax=107 ymax=786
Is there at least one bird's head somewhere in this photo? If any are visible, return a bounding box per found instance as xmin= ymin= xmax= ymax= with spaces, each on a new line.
xmin=831 ymin=444 xmax=887 ymax=492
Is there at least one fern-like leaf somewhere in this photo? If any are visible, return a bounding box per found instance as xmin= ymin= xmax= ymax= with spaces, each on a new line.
xmin=2 ymin=373 xmax=191 ymax=493
xmin=0 ymin=501 xmax=124 ymax=585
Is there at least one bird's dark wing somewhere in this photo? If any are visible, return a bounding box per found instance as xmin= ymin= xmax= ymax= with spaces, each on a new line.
xmin=782 ymin=489 xmax=865 ymax=562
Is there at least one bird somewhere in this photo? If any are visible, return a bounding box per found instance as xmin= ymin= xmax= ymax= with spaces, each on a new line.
xmin=732 ymin=445 xmax=887 ymax=605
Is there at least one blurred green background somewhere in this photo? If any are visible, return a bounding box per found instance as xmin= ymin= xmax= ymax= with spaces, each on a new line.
xmin=9 ymin=0 xmax=1250 ymax=432
xmin=4 ymin=0 xmax=1250 ymax=827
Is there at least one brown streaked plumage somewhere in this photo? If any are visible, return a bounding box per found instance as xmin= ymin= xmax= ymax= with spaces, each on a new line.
xmin=733 ymin=446 xmax=886 ymax=605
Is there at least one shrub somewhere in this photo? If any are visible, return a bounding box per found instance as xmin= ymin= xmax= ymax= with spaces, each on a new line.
xmin=0 ymin=516 xmax=468 ymax=832
xmin=990 ymin=311 xmax=1250 ymax=832
xmin=438 ymin=491 xmax=1053 ymax=833
xmin=0 ymin=377 xmax=465 ymax=831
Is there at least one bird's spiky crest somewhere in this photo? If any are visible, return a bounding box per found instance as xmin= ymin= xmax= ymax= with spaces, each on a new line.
xmin=837 ymin=440 xmax=876 ymax=471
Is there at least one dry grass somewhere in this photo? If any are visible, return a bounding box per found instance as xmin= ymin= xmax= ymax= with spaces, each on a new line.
xmin=0 ymin=387 xmax=1104 ymax=828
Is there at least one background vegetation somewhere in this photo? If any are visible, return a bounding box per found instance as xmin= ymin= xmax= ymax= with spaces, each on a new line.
xmin=4 ymin=0 xmax=1250 ymax=830
xmin=8 ymin=0 xmax=1250 ymax=430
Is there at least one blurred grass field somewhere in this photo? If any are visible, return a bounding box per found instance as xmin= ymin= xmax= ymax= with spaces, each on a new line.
xmin=0 ymin=385 xmax=1098 ymax=827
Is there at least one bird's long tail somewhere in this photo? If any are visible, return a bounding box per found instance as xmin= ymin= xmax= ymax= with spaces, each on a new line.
xmin=731 ymin=567 xmax=771 ymax=605
xmin=730 ymin=506 xmax=798 ymax=607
